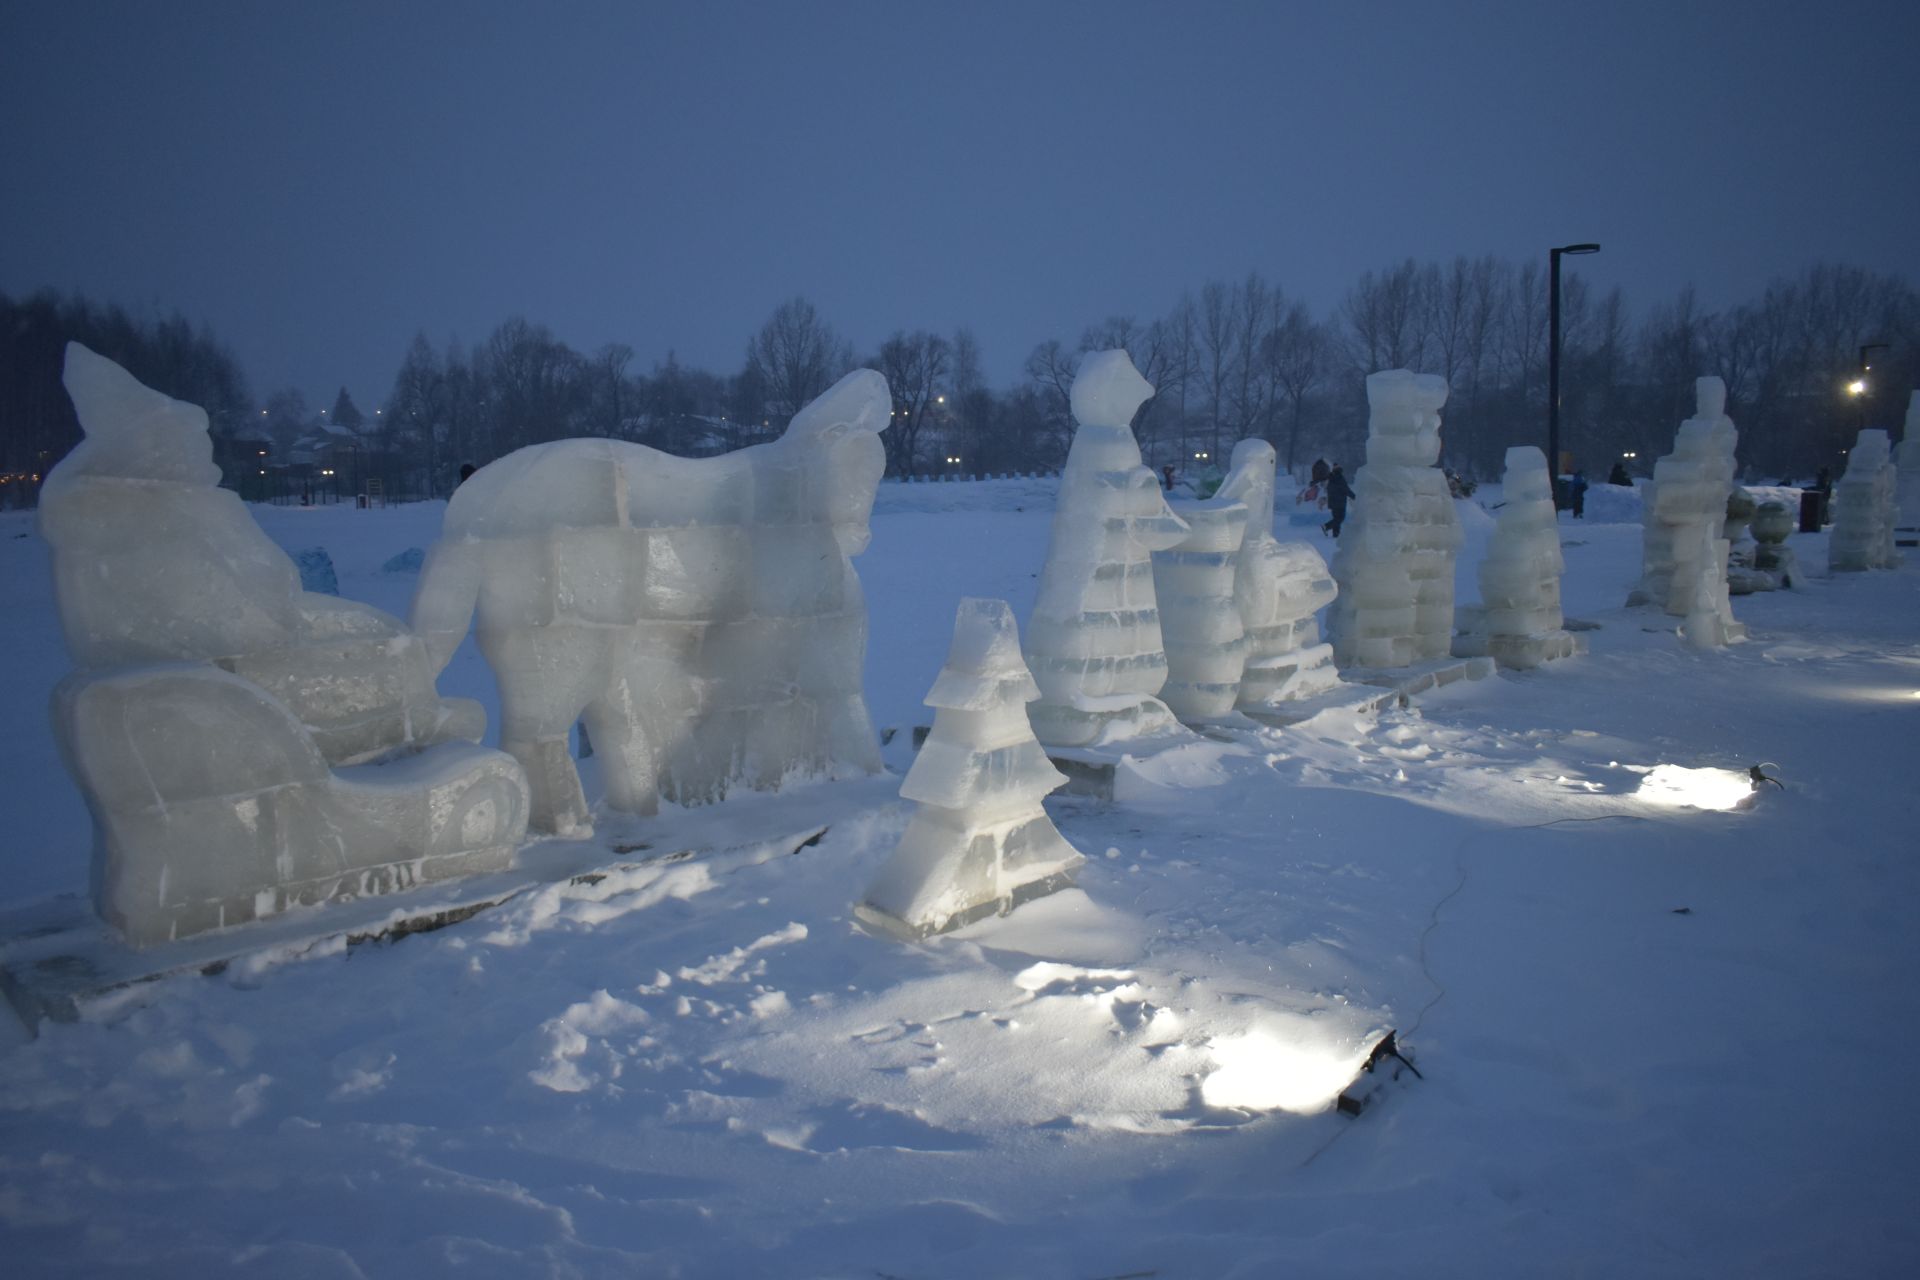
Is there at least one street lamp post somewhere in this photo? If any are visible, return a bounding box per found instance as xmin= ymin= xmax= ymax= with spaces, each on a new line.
xmin=1548 ymin=242 xmax=1601 ymax=508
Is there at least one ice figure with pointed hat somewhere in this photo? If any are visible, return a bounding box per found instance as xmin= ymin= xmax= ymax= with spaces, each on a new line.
xmin=861 ymin=599 xmax=1084 ymax=937
xmin=1631 ymin=377 xmax=1746 ymax=645
xmin=41 ymin=345 xmax=526 ymax=945
xmin=1829 ymin=429 xmax=1900 ymax=571
xmin=413 ymin=369 xmax=889 ymax=834
xmin=1328 ymin=370 xmax=1462 ymax=668
xmin=1454 ymin=446 xmax=1582 ymax=669
xmin=1214 ymin=439 xmax=1341 ymax=706
xmin=1896 ymin=392 xmax=1920 ymax=548
xmin=1024 ymin=350 xmax=1190 ymax=746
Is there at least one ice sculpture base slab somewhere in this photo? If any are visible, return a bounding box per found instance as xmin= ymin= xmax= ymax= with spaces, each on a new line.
xmin=855 ymin=866 xmax=1083 ymax=942
xmin=0 ymin=816 xmax=841 ymax=1034
xmin=1238 ymin=681 xmax=1405 ymax=729
xmin=1344 ymin=655 xmax=1497 ymax=697
xmin=908 ymin=724 xmax=1202 ymax=801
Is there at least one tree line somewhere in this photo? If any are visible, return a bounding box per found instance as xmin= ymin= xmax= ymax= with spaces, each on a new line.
xmin=5 ymin=258 xmax=1915 ymax=507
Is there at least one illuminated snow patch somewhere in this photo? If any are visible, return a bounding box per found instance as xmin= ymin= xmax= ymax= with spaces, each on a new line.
xmin=1635 ymin=764 xmax=1754 ymax=811
xmin=1201 ymin=1027 xmax=1367 ymax=1115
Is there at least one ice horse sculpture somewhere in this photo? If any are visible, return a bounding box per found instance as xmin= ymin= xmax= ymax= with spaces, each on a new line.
xmin=413 ymin=370 xmax=889 ymax=835
xmin=1630 ymin=377 xmax=1746 ymax=646
xmin=42 ymin=345 xmax=527 ymax=946
xmin=1328 ymin=370 xmax=1462 ymax=668
xmin=1454 ymin=446 xmax=1580 ymax=669
xmin=861 ymin=599 xmax=1084 ymax=937
xmin=1829 ymin=429 xmax=1900 ymax=572
xmin=1024 ymin=350 xmax=1190 ymax=747
xmin=1214 ymin=439 xmax=1341 ymax=708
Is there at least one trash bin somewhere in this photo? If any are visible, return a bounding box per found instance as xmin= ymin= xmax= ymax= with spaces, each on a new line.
xmin=1798 ymin=489 xmax=1825 ymax=533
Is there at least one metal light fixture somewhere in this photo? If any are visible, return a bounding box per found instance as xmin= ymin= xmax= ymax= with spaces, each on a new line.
xmin=1548 ymin=243 xmax=1601 ymax=508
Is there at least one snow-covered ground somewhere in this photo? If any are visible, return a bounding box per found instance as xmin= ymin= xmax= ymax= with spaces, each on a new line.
xmin=2 ymin=478 xmax=1917 ymax=1277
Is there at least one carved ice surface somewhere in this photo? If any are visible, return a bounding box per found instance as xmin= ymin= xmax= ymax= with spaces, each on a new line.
xmin=1024 ymin=350 xmax=1190 ymax=747
xmin=1152 ymin=493 xmax=1249 ymax=722
xmin=1454 ymin=447 xmax=1579 ymax=669
xmin=1897 ymin=393 xmax=1920 ymax=537
xmin=1329 ymin=370 xmax=1462 ymax=669
xmin=413 ymin=370 xmax=890 ymax=835
xmin=1632 ymin=377 xmax=1746 ymax=646
xmin=1830 ymin=429 xmax=1900 ymax=572
xmin=1215 ymin=439 xmax=1341 ymax=707
xmin=42 ymin=345 xmax=525 ymax=946
xmin=861 ymin=599 xmax=1083 ymax=937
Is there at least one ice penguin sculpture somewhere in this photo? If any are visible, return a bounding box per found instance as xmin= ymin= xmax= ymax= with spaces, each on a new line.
xmin=1829 ymin=429 xmax=1900 ymax=572
xmin=1897 ymin=392 xmax=1920 ymax=546
xmin=1453 ymin=446 xmax=1581 ymax=669
xmin=42 ymin=346 xmax=525 ymax=945
xmin=413 ymin=370 xmax=890 ymax=835
xmin=1328 ymin=370 xmax=1462 ymax=669
xmin=1631 ymin=377 xmax=1746 ymax=646
xmin=861 ymin=599 xmax=1084 ymax=938
xmin=1024 ymin=349 xmax=1190 ymax=747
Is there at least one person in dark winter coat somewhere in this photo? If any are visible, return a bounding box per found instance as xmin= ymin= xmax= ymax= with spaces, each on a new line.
xmin=1608 ymin=461 xmax=1630 ymax=486
xmin=1568 ymin=470 xmax=1588 ymax=518
xmin=1323 ymin=464 xmax=1355 ymax=537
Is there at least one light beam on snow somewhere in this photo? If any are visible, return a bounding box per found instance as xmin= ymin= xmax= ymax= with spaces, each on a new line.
xmin=1200 ymin=1028 xmax=1367 ymax=1114
xmin=1634 ymin=764 xmax=1754 ymax=811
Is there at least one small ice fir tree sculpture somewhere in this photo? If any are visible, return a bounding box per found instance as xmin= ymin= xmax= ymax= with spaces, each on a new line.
xmin=1329 ymin=370 xmax=1461 ymax=669
xmin=1633 ymin=377 xmax=1746 ymax=646
xmin=1025 ymin=350 xmax=1190 ymax=747
xmin=1830 ymin=429 xmax=1900 ymax=572
xmin=1215 ymin=439 xmax=1340 ymax=707
xmin=861 ymin=599 xmax=1084 ymax=937
xmin=1455 ymin=446 xmax=1580 ymax=669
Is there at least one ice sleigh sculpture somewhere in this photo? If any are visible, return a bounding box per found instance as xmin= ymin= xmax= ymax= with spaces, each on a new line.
xmin=42 ymin=346 xmax=530 ymax=946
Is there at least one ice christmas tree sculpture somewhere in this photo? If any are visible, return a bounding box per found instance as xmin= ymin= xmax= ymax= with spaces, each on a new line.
xmin=1214 ymin=439 xmax=1341 ymax=707
xmin=1025 ymin=350 xmax=1191 ymax=747
xmin=1328 ymin=370 xmax=1462 ymax=669
xmin=861 ymin=599 xmax=1085 ymax=938
xmin=1829 ymin=429 xmax=1900 ymax=572
xmin=1631 ymin=377 xmax=1746 ymax=646
xmin=1897 ymin=393 xmax=1920 ymax=547
xmin=1454 ymin=446 xmax=1580 ymax=669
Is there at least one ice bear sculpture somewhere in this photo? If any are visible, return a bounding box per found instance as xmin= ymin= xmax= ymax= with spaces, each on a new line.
xmin=1024 ymin=350 xmax=1190 ymax=747
xmin=861 ymin=598 xmax=1084 ymax=937
xmin=412 ymin=370 xmax=890 ymax=835
xmin=1214 ymin=439 xmax=1341 ymax=707
xmin=42 ymin=345 xmax=526 ymax=946
xmin=1453 ymin=446 xmax=1580 ymax=669
xmin=1631 ymin=377 xmax=1746 ymax=646
xmin=1329 ymin=370 xmax=1462 ymax=668
xmin=1829 ymin=429 xmax=1899 ymax=572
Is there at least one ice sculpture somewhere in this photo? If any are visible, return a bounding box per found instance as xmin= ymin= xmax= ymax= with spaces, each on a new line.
xmin=1024 ymin=350 xmax=1190 ymax=747
xmin=1328 ymin=370 xmax=1462 ymax=668
xmin=1897 ymin=393 xmax=1920 ymax=546
xmin=42 ymin=345 xmax=526 ymax=946
xmin=1454 ymin=446 xmax=1579 ymax=669
xmin=1151 ymin=494 xmax=1249 ymax=721
xmin=1829 ymin=429 xmax=1900 ymax=572
xmin=1630 ymin=377 xmax=1746 ymax=645
xmin=413 ymin=370 xmax=890 ymax=834
xmin=861 ymin=599 xmax=1084 ymax=937
xmin=1215 ymin=439 xmax=1341 ymax=707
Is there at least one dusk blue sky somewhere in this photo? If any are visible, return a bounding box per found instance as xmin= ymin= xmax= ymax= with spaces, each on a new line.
xmin=5 ymin=0 xmax=1917 ymax=407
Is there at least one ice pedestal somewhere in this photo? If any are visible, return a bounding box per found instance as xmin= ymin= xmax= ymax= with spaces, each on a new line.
xmin=1453 ymin=446 xmax=1581 ymax=669
xmin=1830 ymin=429 xmax=1900 ymax=572
xmin=1329 ymin=370 xmax=1462 ymax=669
xmin=1630 ymin=377 xmax=1746 ymax=645
xmin=41 ymin=345 xmax=527 ymax=946
xmin=1025 ymin=350 xmax=1190 ymax=747
xmin=861 ymin=599 xmax=1084 ymax=938
xmin=1151 ymin=496 xmax=1249 ymax=721
xmin=1214 ymin=439 xmax=1341 ymax=707
xmin=413 ymin=369 xmax=890 ymax=834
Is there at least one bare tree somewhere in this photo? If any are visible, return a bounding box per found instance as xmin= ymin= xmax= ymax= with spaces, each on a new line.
xmin=872 ymin=330 xmax=950 ymax=476
xmin=744 ymin=297 xmax=850 ymax=430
